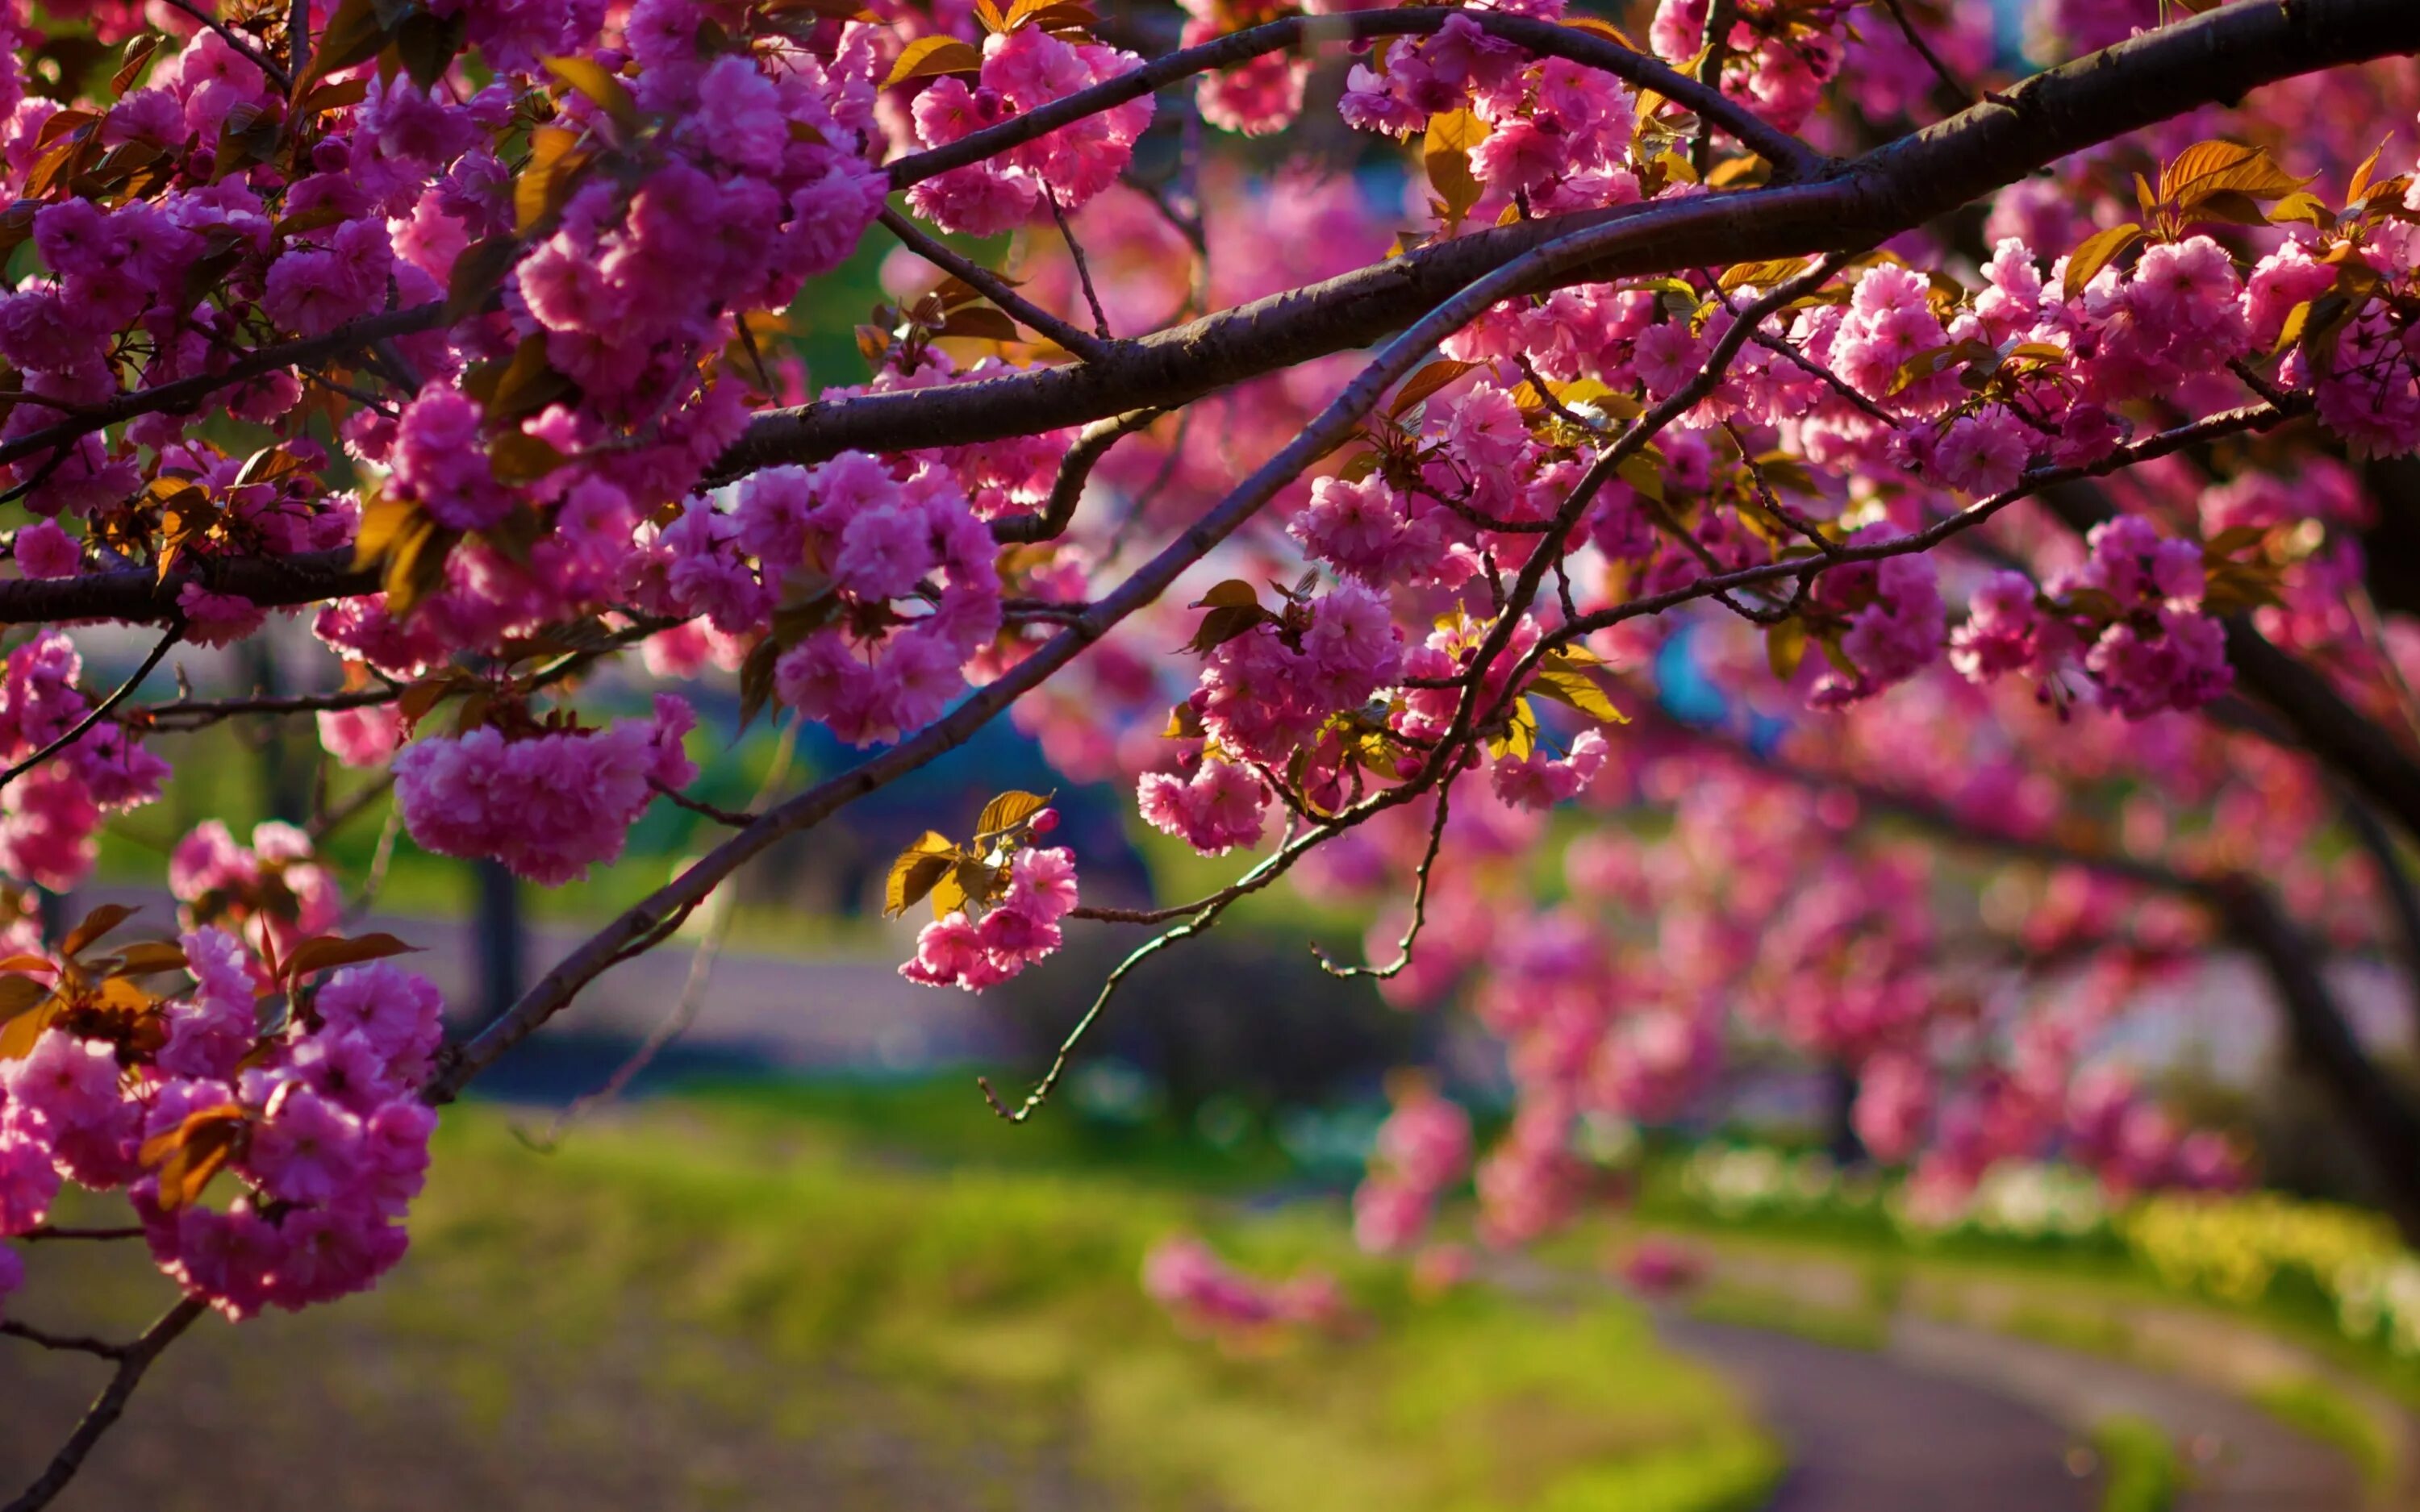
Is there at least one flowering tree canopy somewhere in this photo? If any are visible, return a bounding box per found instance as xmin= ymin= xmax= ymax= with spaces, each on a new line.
xmin=4 ymin=0 xmax=2420 ymax=1499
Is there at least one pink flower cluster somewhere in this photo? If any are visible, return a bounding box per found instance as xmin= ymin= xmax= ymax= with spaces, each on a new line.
xmin=1351 ymin=1078 xmax=1473 ymax=1255
xmin=1340 ymin=16 xmax=1642 ymax=216
xmin=0 ymin=935 xmax=443 ymax=1322
xmin=0 ymin=631 xmax=169 ymax=890
xmin=170 ymin=819 xmax=343 ymax=964
xmin=1141 ymin=1234 xmax=1345 ymax=1340
xmin=899 ymin=844 xmax=1080 ymax=989
xmin=1181 ymin=581 xmax=1405 ymax=781
xmin=1138 ymin=756 xmax=1270 ymax=856
xmin=677 ymin=454 xmax=1006 ymax=748
xmin=392 ymin=695 xmax=698 ymax=884
xmin=903 ymin=27 xmax=1154 ymax=235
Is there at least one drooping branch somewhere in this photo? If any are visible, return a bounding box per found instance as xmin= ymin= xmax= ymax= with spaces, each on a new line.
xmin=423 ymin=199 xmax=1847 ymax=1106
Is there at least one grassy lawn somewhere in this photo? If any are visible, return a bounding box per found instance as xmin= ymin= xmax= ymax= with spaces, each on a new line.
xmin=7 ymin=1099 xmax=1779 ymax=1512
xmin=403 ymin=1108 xmax=1780 ymax=1512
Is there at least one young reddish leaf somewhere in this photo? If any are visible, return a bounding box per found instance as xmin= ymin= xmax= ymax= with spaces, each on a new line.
xmin=0 ymin=995 xmax=59 ymax=1060
xmin=283 ymin=932 xmax=419 ymax=986
xmin=515 ymin=126 xmax=591 ymax=236
xmin=1191 ymin=579 xmax=1262 ymax=611
xmin=297 ymin=77 xmax=373 ymax=118
xmin=62 ymin=903 xmax=140 ymax=960
xmin=1184 ymin=604 xmax=1274 ymax=655
xmin=110 ymin=939 xmax=190 ymax=977
xmin=141 ymin=1106 xmax=248 ymax=1213
xmin=395 ymin=10 xmax=469 ymax=91
xmin=295 ymin=0 xmax=397 ymax=98
xmin=1717 ymin=257 xmax=1813 ymax=293
xmin=0 ymin=974 xmax=51 ymax=1020
xmin=111 ymin=32 xmax=160 ymax=96
xmin=1389 ymin=358 xmax=1475 ymax=419
xmin=2158 ymin=140 xmax=2260 ymax=203
xmin=1767 ymin=618 xmax=1809 ymax=680
xmin=1422 ymin=109 xmax=1488 ymax=227
xmin=1559 ymin=15 xmax=1640 ymax=48
xmin=446 ymin=235 xmax=521 ymax=323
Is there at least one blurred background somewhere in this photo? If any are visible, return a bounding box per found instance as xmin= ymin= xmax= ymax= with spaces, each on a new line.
xmin=6 ymin=576 xmax=2419 ymax=1512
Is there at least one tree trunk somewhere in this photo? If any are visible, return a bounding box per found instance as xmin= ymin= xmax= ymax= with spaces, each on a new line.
xmin=2216 ymin=877 xmax=2420 ymax=1248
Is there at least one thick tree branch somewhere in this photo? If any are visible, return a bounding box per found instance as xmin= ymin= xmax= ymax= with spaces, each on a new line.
xmin=720 ymin=0 xmax=2420 ymax=478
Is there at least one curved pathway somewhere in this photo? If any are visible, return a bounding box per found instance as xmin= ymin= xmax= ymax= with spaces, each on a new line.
xmin=1659 ymin=1314 xmax=2096 ymax=1512
xmin=1657 ymin=1306 xmax=2375 ymax=1512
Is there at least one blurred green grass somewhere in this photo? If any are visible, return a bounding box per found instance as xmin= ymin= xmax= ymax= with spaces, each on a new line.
xmin=394 ymin=1104 xmax=1781 ymax=1512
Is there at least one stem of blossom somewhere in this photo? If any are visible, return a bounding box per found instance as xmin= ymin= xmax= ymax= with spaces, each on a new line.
xmin=874 ymin=206 xmax=1112 ymax=364
xmin=2 ymin=1297 xmax=207 ymax=1512
xmin=0 ymin=625 xmax=180 ymax=797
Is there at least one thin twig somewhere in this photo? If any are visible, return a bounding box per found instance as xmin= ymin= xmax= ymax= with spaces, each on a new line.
xmin=3 ymin=1297 xmax=207 ymax=1512
xmin=875 ymin=206 xmax=1112 ymax=364
xmin=1314 ymin=782 xmax=1453 ymax=980
xmin=649 ymin=777 xmax=757 ymax=829
xmin=1877 ymin=0 xmax=1974 ymax=106
xmin=159 ymin=0 xmax=293 ymax=93
xmin=1045 ymin=191 xmax=1114 ymax=340
xmin=0 ymin=626 xmax=180 ymax=797
xmin=19 ymin=1226 xmax=143 ymax=1243
xmin=515 ymin=692 xmax=782 ymax=1160
xmin=0 ymin=1322 xmax=124 ymax=1360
